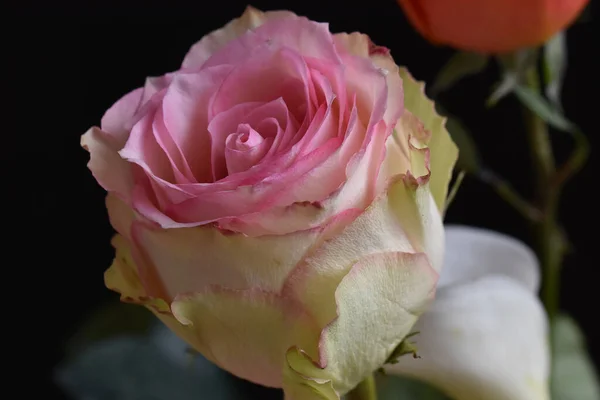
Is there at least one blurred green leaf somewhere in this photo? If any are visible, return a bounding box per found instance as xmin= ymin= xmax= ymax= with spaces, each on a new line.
xmin=385 ymin=332 xmax=420 ymax=364
xmin=431 ymin=52 xmax=489 ymax=95
xmin=376 ymin=374 xmax=451 ymax=400
xmin=543 ymin=32 xmax=567 ymax=111
xmin=445 ymin=117 xmax=481 ymax=173
xmin=65 ymin=298 xmax=155 ymax=358
xmin=486 ymin=73 xmax=519 ymax=107
xmin=514 ymin=83 xmax=589 ymax=188
xmin=57 ymin=326 xmax=242 ymax=400
xmin=514 ymin=85 xmax=577 ymax=133
xmin=435 ymin=104 xmax=481 ymax=173
xmin=444 ymin=170 xmax=466 ymax=212
xmin=487 ymin=49 xmax=538 ymax=107
xmin=552 ymin=314 xmax=600 ymax=400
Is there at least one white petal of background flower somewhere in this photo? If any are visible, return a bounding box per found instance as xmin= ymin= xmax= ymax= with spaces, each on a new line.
xmin=439 ymin=225 xmax=540 ymax=291
xmin=386 ymin=226 xmax=550 ymax=400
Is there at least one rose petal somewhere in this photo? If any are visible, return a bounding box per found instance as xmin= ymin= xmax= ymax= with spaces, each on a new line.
xmin=170 ymin=287 xmax=320 ymax=388
xmin=209 ymin=47 xmax=311 ymax=124
xmin=165 ymin=107 xmax=339 ymax=225
xmin=140 ymin=74 xmax=174 ymax=105
xmin=224 ymin=125 xmax=273 ymax=175
xmin=104 ymin=233 xmax=213 ymax=359
xmin=120 ymin=110 xmax=174 ymax=183
xmin=152 ymin=106 xmax=196 ymax=184
xmin=181 ymin=7 xmax=297 ymax=70
xmin=334 ymin=32 xmax=404 ymax=129
xmin=208 ymin=101 xmax=265 ymax=180
xmin=161 ymin=66 xmax=233 ymax=182
xmin=105 ymin=193 xmax=135 ymax=239
xmin=288 ymin=176 xmax=444 ymax=331
xmin=398 ymin=68 xmax=458 ymax=214
xmin=129 ymin=218 xmax=323 ymax=298
xmin=203 ymin=14 xmax=342 ymax=70
xmin=100 ymin=88 xmax=144 ymax=146
xmin=316 ymin=251 xmax=437 ymax=394
xmin=294 ymin=67 xmax=338 ymax=155
xmin=81 ymin=127 xmax=135 ymax=201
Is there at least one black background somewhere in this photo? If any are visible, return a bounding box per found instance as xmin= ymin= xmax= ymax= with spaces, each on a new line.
xmin=7 ymin=0 xmax=599 ymax=397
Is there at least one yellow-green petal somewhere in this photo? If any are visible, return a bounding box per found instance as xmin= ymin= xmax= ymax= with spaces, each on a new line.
xmin=170 ymin=287 xmax=320 ymax=388
xmin=283 ymin=347 xmax=339 ymax=400
xmin=399 ymin=68 xmax=459 ymax=214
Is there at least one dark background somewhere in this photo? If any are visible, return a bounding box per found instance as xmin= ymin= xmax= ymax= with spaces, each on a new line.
xmin=7 ymin=0 xmax=598 ymax=397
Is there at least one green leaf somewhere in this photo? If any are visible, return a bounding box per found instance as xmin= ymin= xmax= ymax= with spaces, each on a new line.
xmin=513 ymin=82 xmax=589 ymax=188
xmin=486 ymin=49 xmax=538 ymax=107
xmin=513 ymin=85 xmax=577 ymax=133
xmin=56 ymin=325 xmax=244 ymax=400
xmin=444 ymin=170 xmax=466 ymax=212
xmin=445 ymin=117 xmax=481 ymax=172
xmin=65 ymin=298 xmax=156 ymax=359
xmin=435 ymin=104 xmax=481 ymax=173
xmin=551 ymin=314 xmax=600 ymax=400
xmin=486 ymin=73 xmax=519 ymax=107
xmin=431 ymin=52 xmax=489 ymax=95
xmin=543 ymin=32 xmax=567 ymax=111
xmin=376 ymin=374 xmax=452 ymax=400
xmin=385 ymin=332 xmax=420 ymax=364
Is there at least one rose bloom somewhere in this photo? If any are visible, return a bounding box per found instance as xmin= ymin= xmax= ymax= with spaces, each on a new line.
xmin=82 ymin=6 xmax=457 ymax=398
xmin=396 ymin=0 xmax=589 ymax=53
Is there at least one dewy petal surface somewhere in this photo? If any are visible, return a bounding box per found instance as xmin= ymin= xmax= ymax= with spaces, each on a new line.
xmin=386 ymin=226 xmax=550 ymax=400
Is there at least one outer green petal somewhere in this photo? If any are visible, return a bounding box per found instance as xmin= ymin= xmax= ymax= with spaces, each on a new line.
xmin=170 ymin=287 xmax=321 ymax=388
xmin=106 ymin=229 xmax=324 ymax=390
xmin=318 ymin=251 xmax=437 ymax=394
xmin=104 ymin=234 xmax=167 ymax=312
xmin=291 ymin=177 xmax=444 ymax=318
xmin=286 ymin=177 xmax=442 ymax=395
xmin=131 ymin=220 xmax=321 ymax=299
xmin=104 ymin=232 xmax=213 ymax=359
xmin=399 ymin=68 xmax=458 ymax=214
xmin=552 ymin=315 xmax=600 ymax=400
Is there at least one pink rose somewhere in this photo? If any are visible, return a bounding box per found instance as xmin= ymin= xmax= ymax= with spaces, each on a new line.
xmin=82 ymin=7 xmax=457 ymax=399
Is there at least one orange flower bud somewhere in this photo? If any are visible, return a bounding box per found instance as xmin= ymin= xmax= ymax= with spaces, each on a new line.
xmin=397 ymin=0 xmax=589 ymax=53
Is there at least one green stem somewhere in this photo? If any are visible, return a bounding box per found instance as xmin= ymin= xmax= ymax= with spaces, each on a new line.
xmin=477 ymin=168 xmax=543 ymax=222
xmin=347 ymin=375 xmax=377 ymax=400
xmin=523 ymin=66 xmax=564 ymax=324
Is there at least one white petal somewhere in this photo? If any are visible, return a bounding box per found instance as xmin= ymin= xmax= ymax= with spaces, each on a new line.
xmin=386 ymin=275 xmax=550 ymax=400
xmin=441 ymin=225 xmax=540 ymax=292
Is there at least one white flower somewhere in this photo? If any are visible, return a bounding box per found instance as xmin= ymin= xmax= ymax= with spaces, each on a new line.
xmin=386 ymin=225 xmax=550 ymax=400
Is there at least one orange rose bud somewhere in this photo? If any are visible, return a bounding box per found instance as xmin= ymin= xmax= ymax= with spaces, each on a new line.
xmin=397 ymin=0 xmax=590 ymax=53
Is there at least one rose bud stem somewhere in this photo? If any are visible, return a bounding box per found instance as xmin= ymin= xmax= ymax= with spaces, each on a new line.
xmin=347 ymin=374 xmax=377 ymax=400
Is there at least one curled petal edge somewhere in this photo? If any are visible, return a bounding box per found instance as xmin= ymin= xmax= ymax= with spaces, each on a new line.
xmin=398 ymin=67 xmax=458 ymax=214
xmin=283 ymin=347 xmax=338 ymax=400
xmin=104 ymin=160 xmax=442 ymax=397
